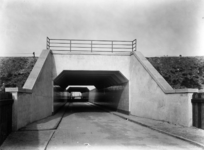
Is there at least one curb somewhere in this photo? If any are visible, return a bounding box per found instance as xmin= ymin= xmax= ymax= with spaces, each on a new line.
xmin=89 ymin=102 xmax=204 ymax=149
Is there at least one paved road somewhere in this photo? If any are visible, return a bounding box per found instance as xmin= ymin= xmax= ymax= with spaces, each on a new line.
xmin=46 ymin=102 xmax=202 ymax=150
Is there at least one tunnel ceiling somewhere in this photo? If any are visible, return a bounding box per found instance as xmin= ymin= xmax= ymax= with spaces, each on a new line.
xmin=54 ymin=70 xmax=128 ymax=89
xmin=67 ymin=87 xmax=89 ymax=93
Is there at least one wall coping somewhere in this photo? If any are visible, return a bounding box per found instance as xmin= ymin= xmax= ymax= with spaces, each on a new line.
xmin=5 ymin=87 xmax=32 ymax=93
xmin=131 ymin=51 xmax=199 ymax=94
xmin=22 ymin=49 xmax=51 ymax=91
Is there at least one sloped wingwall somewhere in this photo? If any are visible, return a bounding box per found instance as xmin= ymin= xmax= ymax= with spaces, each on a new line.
xmin=130 ymin=51 xmax=194 ymax=127
xmin=16 ymin=50 xmax=53 ymax=129
xmin=29 ymin=50 xmax=53 ymax=122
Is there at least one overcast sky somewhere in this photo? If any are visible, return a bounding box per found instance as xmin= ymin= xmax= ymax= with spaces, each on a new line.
xmin=0 ymin=0 xmax=204 ymax=57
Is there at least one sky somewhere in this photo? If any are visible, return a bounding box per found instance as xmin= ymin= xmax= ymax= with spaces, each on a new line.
xmin=0 ymin=0 xmax=204 ymax=57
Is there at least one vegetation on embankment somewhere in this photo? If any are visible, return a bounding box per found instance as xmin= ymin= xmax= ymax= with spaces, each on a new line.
xmin=147 ymin=56 xmax=204 ymax=89
xmin=0 ymin=56 xmax=203 ymax=89
xmin=0 ymin=57 xmax=37 ymax=88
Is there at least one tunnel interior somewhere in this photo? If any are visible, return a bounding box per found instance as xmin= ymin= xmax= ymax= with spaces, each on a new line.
xmin=54 ymin=70 xmax=128 ymax=89
xmin=67 ymin=87 xmax=90 ymax=101
xmin=53 ymin=70 xmax=130 ymax=114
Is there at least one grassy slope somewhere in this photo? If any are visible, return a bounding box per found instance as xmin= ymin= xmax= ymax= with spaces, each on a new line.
xmin=0 ymin=57 xmax=37 ymax=88
xmin=0 ymin=56 xmax=203 ymax=89
xmin=147 ymin=56 xmax=204 ymax=89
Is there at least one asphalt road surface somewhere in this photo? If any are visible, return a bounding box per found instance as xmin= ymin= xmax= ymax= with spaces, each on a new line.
xmin=46 ymin=102 xmax=202 ymax=150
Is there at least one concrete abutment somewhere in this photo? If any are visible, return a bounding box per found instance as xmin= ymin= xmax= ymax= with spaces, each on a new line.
xmin=6 ymin=50 xmax=199 ymax=130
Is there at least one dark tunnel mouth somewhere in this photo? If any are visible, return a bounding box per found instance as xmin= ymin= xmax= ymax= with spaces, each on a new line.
xmin=54 ymin=70 xmax=129 ymax=89
xmin=67 ymin=87 xmax=90 ymax=93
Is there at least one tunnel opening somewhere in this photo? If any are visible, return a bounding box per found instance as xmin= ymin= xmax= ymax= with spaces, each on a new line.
xmin=67 ymin=86 xmax=91 ymax=102
xmin=53 ymin=70 xmax=130 ymax=114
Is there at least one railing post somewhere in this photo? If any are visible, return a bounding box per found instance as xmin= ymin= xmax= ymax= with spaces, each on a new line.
xmin=46 ymin=37 xmax=48 ymax=49
xmin=132 ymin=39 xmax=137 ymax=51
xmin=91 ymin=41 xmax=92 ymax=52
xmin=112 ymin=41 xmax=113 ymax=52
xmin=46 ymin=37 xmax=50 ymax=49
xmin=135 ymin=39 xmax=137 ymax=51
xmin=70 ymin=40 xmax=71 ymax=52
xmin=132 ymin=40 xmax=134 ymax=52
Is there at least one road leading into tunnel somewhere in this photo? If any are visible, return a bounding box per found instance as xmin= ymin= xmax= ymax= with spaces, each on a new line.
xmin=46 ymin=102 xmax=202 ymax=150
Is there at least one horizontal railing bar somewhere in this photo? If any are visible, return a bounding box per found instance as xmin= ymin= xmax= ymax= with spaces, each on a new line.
xmin=51 ymin=50 xmax=70 ymax=51
xmin=51 ymin=49 xmax=131 ymax=52
xmin=51 ymin=43 xmax=93 ymax=45
xmin=111 ymin=44 xmax=132 ymax=46
xmin=50 ymin=42 xmax=73 ymax=44
xmin=112 ymin=47 xmax=132 ymax=49
xmin=51 ymin=49 xmax=90 ymax=51
xmin=50 ymin=46 xmax=132 ymax=49
xmin=50 ymin=39 xmax=133 ymax=42
xmin=50 ymin=43 xmax=133 ymax=46
xmin=109 ymin=51 xmax=131 ymax=52
xmin=50 ymin=46 xmax=69 ymax=47
xmin=50 ymin=46 xmax=91 ymax=48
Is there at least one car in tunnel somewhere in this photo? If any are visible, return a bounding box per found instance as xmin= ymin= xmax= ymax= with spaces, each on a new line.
xmin=70 ymin=92 xmax=82 ymax=99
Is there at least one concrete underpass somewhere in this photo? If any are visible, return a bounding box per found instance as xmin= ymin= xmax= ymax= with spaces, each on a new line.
xmin=3 ymin=47 xmax=203 ymax=149
xmin=54 ymin=70 xmax=129 ymax=114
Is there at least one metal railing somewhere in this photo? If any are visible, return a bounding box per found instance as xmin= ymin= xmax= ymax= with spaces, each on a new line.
xmin=47 ymin=37 xmax=136 ymax=52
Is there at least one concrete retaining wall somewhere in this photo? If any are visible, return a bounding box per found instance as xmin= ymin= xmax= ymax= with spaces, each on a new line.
xmin=89 ymin=83 xmax=129 ymax=114
xmin=6 ymin=49 xmax=53 ymax=130
xmin=130 ymin=51 xmax=196 ymax=127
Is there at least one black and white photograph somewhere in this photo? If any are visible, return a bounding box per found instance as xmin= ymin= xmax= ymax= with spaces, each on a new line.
xmin=0 ymin=0 xmax=204 ymax=149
